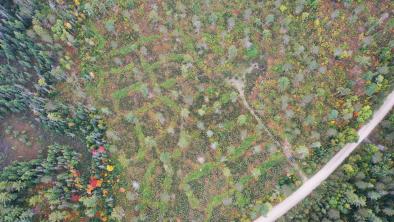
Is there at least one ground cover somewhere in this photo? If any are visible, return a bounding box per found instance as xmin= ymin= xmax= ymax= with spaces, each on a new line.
xmin=5 ymin=0 xmax=392 ymax=221
xmin=53 ymin=0 xmax=394 ymax=220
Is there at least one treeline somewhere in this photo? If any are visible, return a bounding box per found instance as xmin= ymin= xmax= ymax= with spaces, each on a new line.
xmin=0 ymin=0 xmax=56 ymax=119
xmin=0 ymin=1 xmax=117 ymax=221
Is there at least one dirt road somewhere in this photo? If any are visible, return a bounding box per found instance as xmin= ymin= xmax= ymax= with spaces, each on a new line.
xmin=254 ymin=90 xmax=394 ymax=222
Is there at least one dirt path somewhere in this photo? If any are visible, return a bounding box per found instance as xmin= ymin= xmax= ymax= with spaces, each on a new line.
xmin=228 ymin=78 xmax=308 ymax=182
xmin=254 ymin=89 xmax=394 ymax=222
xmin=281 ymin=140 xmax=307 ymax=182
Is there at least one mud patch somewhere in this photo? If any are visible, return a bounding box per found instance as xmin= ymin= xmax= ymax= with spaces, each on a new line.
xmin=0 ymin=116 xmax=42 ymax=168
xmin=0 ymin=113 xmax=87 ymax=170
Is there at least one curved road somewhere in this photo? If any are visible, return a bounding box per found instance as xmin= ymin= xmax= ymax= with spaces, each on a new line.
xmin=255 ymin=90 xmax=394 ymax=222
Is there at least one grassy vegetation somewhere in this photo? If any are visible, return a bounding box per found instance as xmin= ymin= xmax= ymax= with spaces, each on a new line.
xmin=1 ymin=0 xmax=393 ymax=221
xmin=51 ymin=0 xmax=393 ymax=220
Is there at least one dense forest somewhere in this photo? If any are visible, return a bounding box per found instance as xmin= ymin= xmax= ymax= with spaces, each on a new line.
xmin=0 ymin=1 xmax=117 ymax=221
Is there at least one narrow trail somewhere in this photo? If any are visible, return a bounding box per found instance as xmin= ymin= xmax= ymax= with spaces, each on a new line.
xmin=281 ymin=140 xmax=308 ymax=182
xmin=254 ymin=89 xmax=394 ymax=222
xmin=228 ymin=78 xmax=307 ymax=182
